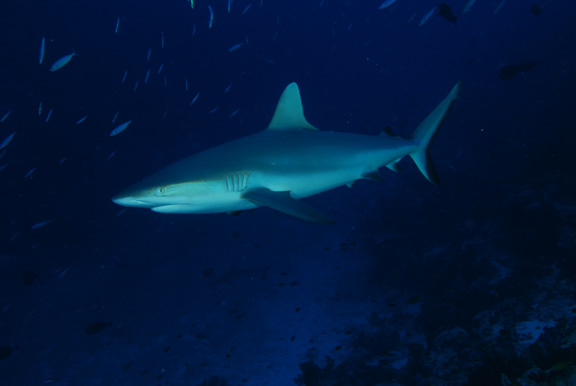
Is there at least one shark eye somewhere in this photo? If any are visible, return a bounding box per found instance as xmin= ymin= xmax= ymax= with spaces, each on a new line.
xmin=155 ymin=187 xmax=166 ymax=196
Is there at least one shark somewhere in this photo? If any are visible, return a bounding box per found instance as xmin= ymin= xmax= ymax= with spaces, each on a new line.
xmin=112 ymin=81 xmax=462 ymax=223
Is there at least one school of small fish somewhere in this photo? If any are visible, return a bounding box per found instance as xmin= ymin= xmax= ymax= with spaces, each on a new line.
xmin=0 ymin=0 xmax=508 ymax=162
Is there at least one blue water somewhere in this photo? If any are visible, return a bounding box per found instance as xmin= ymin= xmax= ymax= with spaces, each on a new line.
xmin=1 ymin=0 xmax=575 ymax=385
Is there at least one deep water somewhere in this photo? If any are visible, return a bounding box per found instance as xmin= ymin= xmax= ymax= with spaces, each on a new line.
xmin=0 ymin=0 xmax=575 ymax=385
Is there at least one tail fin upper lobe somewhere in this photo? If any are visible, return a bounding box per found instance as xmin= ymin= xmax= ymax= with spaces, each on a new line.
xmin=410 ymin=81 xmax=462 ymax=185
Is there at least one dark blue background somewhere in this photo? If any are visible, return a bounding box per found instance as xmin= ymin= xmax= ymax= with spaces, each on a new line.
xmin=0 ymin=0 xmax=575 ymax=385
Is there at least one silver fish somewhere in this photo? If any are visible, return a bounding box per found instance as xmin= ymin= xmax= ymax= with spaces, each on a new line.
xmin=39 ymin=37 xmax=45 ymax=64
xmin=24 ymin=168 xmax=36 ymax=178
xmin=379 ymin=0 xmax=397 ymax=10
xmin=228 ymin=43 xmax=243 ymax=52
xmin=110 ymin=120 xmax=132 ymax=136
xmin=190 ymin=92 xmax=200 ymax=106
xmin=50 ymin=52 xmax=76 ymax=72
xmin=208 ymin=5 xmax=214 ymax=28
xmin=0 ymin=110 xmax=11 ymax=123
xmin=419 ymin=7 xmax=436 ymax=26
xmin=0 ymin=132 xmax=15 ymax=149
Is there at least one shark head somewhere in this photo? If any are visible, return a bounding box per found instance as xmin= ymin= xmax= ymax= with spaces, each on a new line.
xmin=112 ymin=161 xmax=255 ymax=214
xmin=112 ymin=176 xmax=223 ymax=212
xmin=112 ymin=181 xmax=209 ymax=210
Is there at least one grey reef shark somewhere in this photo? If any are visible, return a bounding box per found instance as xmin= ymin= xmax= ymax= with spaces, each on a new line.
xmin=113 ymin=81 xmax=462 ymax=223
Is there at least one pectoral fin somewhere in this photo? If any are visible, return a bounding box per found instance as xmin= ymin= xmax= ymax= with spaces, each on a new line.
xmin=242 ymin=188 xmax=335 ymax=224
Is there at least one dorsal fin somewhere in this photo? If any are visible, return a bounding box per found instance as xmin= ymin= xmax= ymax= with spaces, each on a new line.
xmin=266 ymin=83 xmax=318 ymax=131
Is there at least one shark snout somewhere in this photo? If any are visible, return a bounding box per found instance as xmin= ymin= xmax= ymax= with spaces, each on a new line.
xmin=112 ymin=194 xmax=156 ymax=208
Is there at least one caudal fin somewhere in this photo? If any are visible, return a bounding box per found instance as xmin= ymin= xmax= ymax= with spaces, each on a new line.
xmin=410 ymin=81 xmax=462 ymax=185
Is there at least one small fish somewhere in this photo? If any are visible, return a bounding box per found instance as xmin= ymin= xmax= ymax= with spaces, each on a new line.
xmin=144 ymin=69 xmax=150 ymax=84
xmin=76 ymin=115 xmax=87 ymax=124
xmin=0 ymin=110 xmax=11 ymax=123
xmin=228 ymin=43 xmax=243 ymax=52
xmin=39 ymin=37 xmax=45 ymax=64
xmin=24 ymin=168 xmax=36 ymax=178
xmin=228 ymin=0 xmax=232 ymax=12
xmin=378 ymin=0 xmax=397 ymax=10
xmin=224 ymin=84 xmax=232 ymax=93
xmin=31 ymin=220 xmax=52 ymax=229
xmin=0 ymin=163 xmax=7 ymax=172
xmin=107 ymin=151 xmax=116 ymax=160
xmin=121 ymin=70 xmax=128 ymax=84
xmin=185 ymin=78 xmax=189 ymax=91
xmin=45 ymin=108 xmax=53 ymax=122
xmin=59 ymin=157 xmax=67 ymax=165
xmin=463 ymin=0 xmax=475 ymax=14
xmin=190 ymin=0 xmax=194 ymax=8
xmin=133 ymin=81 xmax=139 ymax=92
xmin=115 ymin=17 xmax=120 ymax=33
xmin=57 ymin=267 xmax=70 ymax=279
xmin=42 ymin=378 xmax=60 ymax=384
xmin=242 ymin=3 xmax=252 ymax=15
xmin=116 ymin=208 xmax=128 ymax=216
xmin=110 ymin=120 xmax=132 ymax=136
xmin=419 ymin=7 xmax=436 ymax=26
xmin=38 ymin=102 xmax=42 ymax=116
xmin=50 ymin=52 xmax=76 ymax=72
xmin=147 ymin=47 xmax=152 ymax=61
xmin=209 ymin=107 xmax=219 ymax=114
xmin=0 ymin=132 xmax=15 ymax=149
xmin=230 ymin=109 xmax=241 ymax=117
xmin=161 ymin=32 xmax=165 ymax=48
xmin=111 ymin=111 xmax=119 ymax=123
xmin=208 ymin=5 xmax=214 ymax=28
xmin=438 ymin=3 xmax=457 ymax=24
xmin=190 ymin=92 xmax=200 ymax=106
xmin=192 ymin=24 xmax=197 ymax=37
xmin=157 ymin=63 xmax=164 ymax=74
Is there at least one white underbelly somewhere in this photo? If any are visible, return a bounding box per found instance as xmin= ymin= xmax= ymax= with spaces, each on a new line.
xmin=151 ymin=191 xmax=258 ymax=214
